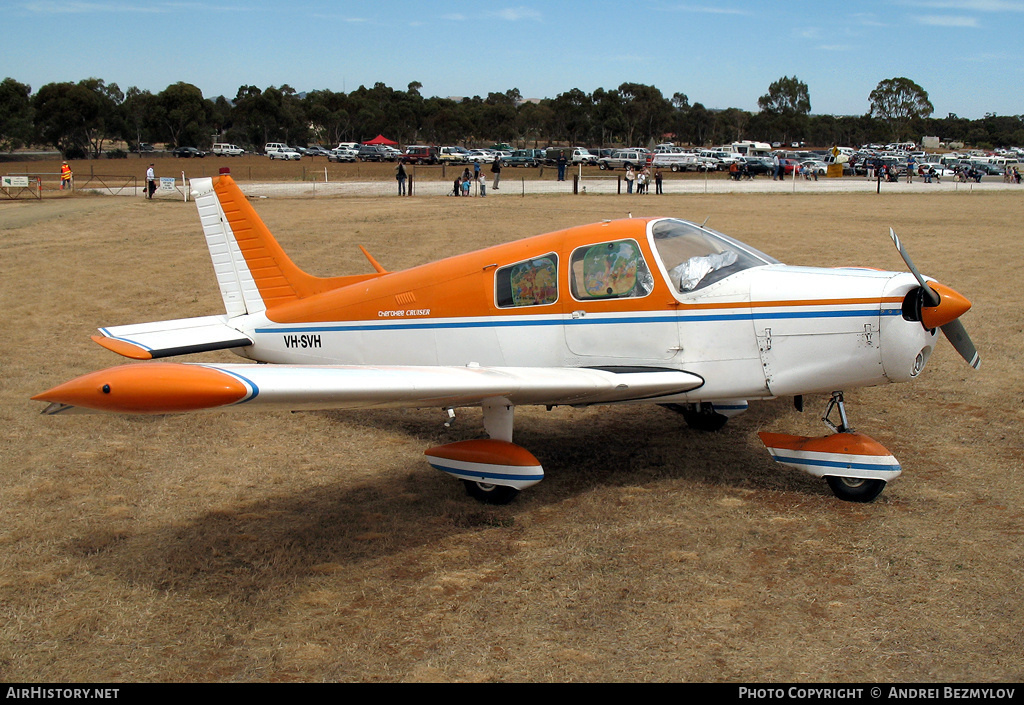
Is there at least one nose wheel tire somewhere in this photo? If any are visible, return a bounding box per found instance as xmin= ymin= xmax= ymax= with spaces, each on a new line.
xmin=826 ymin=476 xmax=887 ymax=503
xmin=462 ymin=480 xmax=520 ymax=505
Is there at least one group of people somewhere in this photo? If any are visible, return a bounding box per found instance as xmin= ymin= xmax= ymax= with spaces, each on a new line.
xmin=450 ymin=166 xmax=489 ymax=197
xmin=1004 ymin=166 xmax=1022 ymax=184
xmin=623 ymin=165 xmax=663 ymax=194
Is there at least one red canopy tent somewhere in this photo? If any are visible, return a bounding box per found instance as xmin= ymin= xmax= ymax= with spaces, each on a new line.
xmin=363 ymin=134 xmax=398 ymax=145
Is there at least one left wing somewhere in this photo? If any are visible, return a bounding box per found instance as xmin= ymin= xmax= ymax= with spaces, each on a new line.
xmin=33 ymin=363 xmax=704 ymax=415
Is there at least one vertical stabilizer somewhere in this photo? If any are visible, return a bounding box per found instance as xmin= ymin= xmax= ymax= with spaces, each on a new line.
xmin=192 ymin=174 xmax=345 ymax=317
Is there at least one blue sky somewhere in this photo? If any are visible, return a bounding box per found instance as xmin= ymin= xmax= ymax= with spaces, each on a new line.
xmin=5 ymin=0 xmax=1022 ymax=119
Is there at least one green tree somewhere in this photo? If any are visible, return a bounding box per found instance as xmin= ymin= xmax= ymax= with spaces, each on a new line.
xmin=550 ymin=88 xmax=591 ymax=145
xmin=758 ymin=75 xmax=810 ymax=115
xmin=32 ymin=81 xmax=101 ymax=157
xmin=304 ymin=89 xmax=351 ymax=146
xmin=153 ymin=82 xmax=211 ymax=147
xmin=757 ymin=76 xmax=810 ymax=145
xmin=868 ymin=77 xmax=933 ymax=142
xmin=78 ymin=78 xmax=124 ymax=157
xmin=591 ymin=87 xmax=623 ymax=147
xmin=0 ymin=77 xmax=33 ymax=152
xmin=120 ymin=87 xmax=155 ymax=153
xmin=617 ymin=83 xmax=672 ymax=147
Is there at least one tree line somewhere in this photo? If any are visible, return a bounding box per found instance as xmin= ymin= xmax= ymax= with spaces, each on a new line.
xmin=1 ymin=75 xmax=1022 ymax=158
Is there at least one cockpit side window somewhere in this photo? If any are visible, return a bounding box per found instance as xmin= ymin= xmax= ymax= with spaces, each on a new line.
xmin=495 ymin=254 xmax=559 ymax=308
xmin=569 ymin=239 xmax=654 ymax=301
xmin=650 ymin=219 xmax=774 ymax=293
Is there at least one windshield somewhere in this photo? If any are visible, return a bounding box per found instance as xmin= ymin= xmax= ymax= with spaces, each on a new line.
xmin=650 ymin=219 xmax=776 ymax=293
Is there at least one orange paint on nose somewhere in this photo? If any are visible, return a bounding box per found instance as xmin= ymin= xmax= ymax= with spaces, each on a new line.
xmin=32 ymin=363 xmax=248 ymax=414
xmin=921 ymin=282 xmax=972 ymax=329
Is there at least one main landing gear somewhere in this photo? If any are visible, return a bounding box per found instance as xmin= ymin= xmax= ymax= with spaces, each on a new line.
xmin=759 ymin=392 xmax=902 ymax=503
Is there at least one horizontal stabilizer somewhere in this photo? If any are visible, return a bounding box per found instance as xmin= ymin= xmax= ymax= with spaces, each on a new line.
xmin=94 ymin=315 xmax=253 ymax=359
xmin=34 ymin=363 xmax=704 ymax=415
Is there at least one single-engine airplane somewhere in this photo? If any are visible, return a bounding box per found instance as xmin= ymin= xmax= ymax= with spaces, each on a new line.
xmin=33 ymin=173 xmax=979 ymax=504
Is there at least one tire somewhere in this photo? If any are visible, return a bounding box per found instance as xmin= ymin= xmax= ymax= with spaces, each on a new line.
xmin=671 ymin=164 xmax=680 ymax=172
xmin=462 ymin=480 xmax=520 ymax=505
xmin=599 ymin=162 xmax=608 ymax=170
xmin=825 ymin=476 xmax=887 ymax=503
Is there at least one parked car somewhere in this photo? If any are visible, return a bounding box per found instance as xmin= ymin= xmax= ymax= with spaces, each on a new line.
xmin=437 ymin=146 xmax=471 ymax=163
xmin=269 ymin=148 xmax=301 ymax=160
xmin=172 ymin=146 xmax=205 ymax=158
xmin=780 ymin=158 xmax=801 ymax=175
xmin=503 ymin=149 xmax=540 ymax=167
xmin=304 ymin=145 xmax=331 ymax=157
xmin=597 ymin=149 xmax=649 ymax=170
xmin=357 ymin=145 xmax=391 ymax=161
xmin=132 ymin=142 xmax=155 ymax=153
xmin=402 ymin=145 xmax=439 ymax=164
xmin=466 ymin=149 xmax=497 ymax=164
xmin=328 ymin=147 xmax=358 ymax=163
xmin=801 ymin=159 xmax=828 ymax=175
xmin=211 ymin=143 xmax=244 ymax=156
xmin=739 ymin=156 xmax=773 ymax=176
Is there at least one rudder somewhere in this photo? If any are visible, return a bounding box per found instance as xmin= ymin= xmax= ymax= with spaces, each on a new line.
xmin=191 ymin=174 xmax=335 ymax=316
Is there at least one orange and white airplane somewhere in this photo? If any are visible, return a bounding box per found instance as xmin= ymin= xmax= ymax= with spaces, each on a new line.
xmin=33 ymin=173 xmax=978 ymax=504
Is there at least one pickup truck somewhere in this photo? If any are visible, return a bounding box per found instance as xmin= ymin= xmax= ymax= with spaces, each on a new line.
xmin=543 ymin=147 xmax=599 ymax=166
xmin=436 ymin=146 xmax=470 ymax=164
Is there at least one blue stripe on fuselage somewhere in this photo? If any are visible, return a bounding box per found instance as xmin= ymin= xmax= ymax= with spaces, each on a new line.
xmin=255 ymin=307 xmax=901 ymax=335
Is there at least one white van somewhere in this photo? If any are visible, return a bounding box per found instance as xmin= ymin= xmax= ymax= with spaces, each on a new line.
xmin=264 ymin=142 xmax=289 ymax=155
xmin=212 ymin=143 xmax=244 ymax=156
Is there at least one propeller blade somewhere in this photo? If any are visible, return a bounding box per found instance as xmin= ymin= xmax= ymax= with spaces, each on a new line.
xmin=940 ymin=319 xmax=981 ymax=370
xmin=890 ymin=228 xmax=979 ymax=370
xmin=889 ymin=228 xmax=940 ymax=307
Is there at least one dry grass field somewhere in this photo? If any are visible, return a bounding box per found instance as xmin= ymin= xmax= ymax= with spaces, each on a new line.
xmin=1 ymin=186 xmax=1022 ymax=683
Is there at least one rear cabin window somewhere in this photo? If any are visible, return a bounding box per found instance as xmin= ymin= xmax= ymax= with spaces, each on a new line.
xmin=569 ymin=239 xmax=654 ymax=300
xmin=495 ymin=254 xmax=559 ymax=308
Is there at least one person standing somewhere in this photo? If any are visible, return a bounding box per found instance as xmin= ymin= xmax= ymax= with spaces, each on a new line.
xmin=490 ymin=156 xmax=501 ymax=190
xmin=772 ymin=153 xmax=781 ymax=181
xmin=477 ymin=173 xmax=487 ymax=197
xmin=146 ymin=163 xmax=156 ymax=199
xmin=396 ymin=160 xmax=407 ymax=196
xmin=654 ymin=168 xmax=663 ymax=194
xmin=556 ymin=151 xmax=567 ymax=181
xmin=60 ymin=161 xmax=73 ymax=190
xmin=624 ymin=165 xmax=635 ymax=194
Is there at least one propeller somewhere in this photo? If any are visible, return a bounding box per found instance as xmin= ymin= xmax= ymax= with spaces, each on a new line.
xmin=889 ymin=228 xmax=980 ymax=369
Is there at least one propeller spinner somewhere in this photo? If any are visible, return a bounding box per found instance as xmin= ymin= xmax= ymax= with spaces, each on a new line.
xmin=889 ymin=228 xmax=980 ymax=369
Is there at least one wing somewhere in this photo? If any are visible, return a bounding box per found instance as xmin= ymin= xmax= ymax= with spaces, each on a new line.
xmin=92 ymin=315 xmax=253 ymax=360
xmin=33 ymin=362 xmax=704 ymax=415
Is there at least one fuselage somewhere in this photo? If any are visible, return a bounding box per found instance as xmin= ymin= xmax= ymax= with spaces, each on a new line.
xmin=229 ymin=217 xmax=939 ymax=404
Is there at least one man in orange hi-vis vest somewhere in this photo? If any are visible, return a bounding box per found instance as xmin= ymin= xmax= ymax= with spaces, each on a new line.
xmin=60 ymin=161 xmax=72 ymax=190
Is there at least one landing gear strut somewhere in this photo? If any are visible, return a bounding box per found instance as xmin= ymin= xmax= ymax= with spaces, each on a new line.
xmin=820 ymin=392 xmax=888 ymax=501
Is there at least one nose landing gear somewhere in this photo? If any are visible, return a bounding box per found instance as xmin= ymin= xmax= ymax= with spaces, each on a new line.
xmin=759 ymin=392 xmax=901 ymax=502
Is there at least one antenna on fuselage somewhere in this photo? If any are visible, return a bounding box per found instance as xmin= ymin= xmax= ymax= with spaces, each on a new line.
xmin=701 ymin=215 xmax=711 ymax=228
